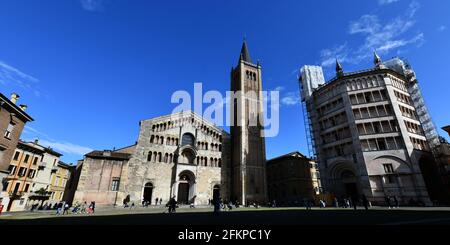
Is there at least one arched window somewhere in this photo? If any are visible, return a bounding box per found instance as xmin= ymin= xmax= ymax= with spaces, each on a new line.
xmin=160 ymin=137 xmax=164 ymax=145
xmin=181 ymin=133 xmax=195 ymax=147
xmin=218 ymin=159 xmax=222 ymax=168
xmin=147 ymin=152 xmax=152 ymax=162
xmin=164 ymin=153 xmax=168 ymax=163
xmin=158 ymin=152 xmax=162 ymax=162
xmin=152 ymin=151 xmax=157 ymax=162
xmin=150 ymin=135 xmax=155 ymax=143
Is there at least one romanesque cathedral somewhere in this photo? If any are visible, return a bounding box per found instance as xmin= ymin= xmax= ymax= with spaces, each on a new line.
xmin=73 ymin=41 xmax=267 ymax=206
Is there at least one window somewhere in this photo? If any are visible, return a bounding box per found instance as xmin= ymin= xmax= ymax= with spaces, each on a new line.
xmin=13 ymin=152 xmax=20 ymax=161
xmin=181 ymin=133 xmax=195 ymax=147
xmin=24 ymin=154 xmax=30 ymax=163
xmin=111 ymin=178 xmax=120 ymax=191
xmin=383 ymin=164 xmax=394 ymax=174
xmin=2 ymin=181 xmax=9 ymax=191
xmin=386 ymin=175 xmax=396 ymax=184
xmin=24 ymin=183 xmax=30 ymax=192
xmin=7 ymin=165 xmax=16 ymax=175
xmin=377 ymin=139 xmax=387 ymax=151
xmin=33 ymin=157 xmax=38 ymax=165
xmin=18 ymin=167 xmax=26 ymax=177
xmin=28 ymin=169 xmax=35 ymax=178
xmin=13 ymin=183 xmax=20 ymax=194
xmin=4 ymin=123 xmax=14 ymax=138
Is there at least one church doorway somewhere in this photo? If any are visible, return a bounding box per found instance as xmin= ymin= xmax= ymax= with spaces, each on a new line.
xmin=341 ymin=170 xmax=358 ymax=197
xmin=177 ymin=183 xmax=190 ymax=204
xmin=177 ymin=171 xmax=195 ymax=205
xmin=213 ymin=185 xmax=220 ymax=201
xmin=143 ymin=182 xmax=153 ymax=204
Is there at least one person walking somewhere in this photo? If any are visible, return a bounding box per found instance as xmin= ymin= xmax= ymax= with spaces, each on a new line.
xmin=155 ymin=198 xmax=159 ymax=206
xmin=167 ymin=196 xmax=177 ymax=213
xmin=63 ymin=203 xmax=70 ymax=215
xmin=213 ymin=197 xmax=221 ymax=215
xmin=56 ymin=202 xmax=63 ymax=215
xmin=362 ymin=195 xmax=369 ymax=210
xmin=385 ymin=195 xmax=392 ymax=209
xmin=393 ymin=196 xmax=399 ymax=209
xmin=351 ymin=195 xmax=358 ymax=210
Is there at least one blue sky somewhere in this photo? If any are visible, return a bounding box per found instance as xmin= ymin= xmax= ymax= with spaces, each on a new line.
xmin=0 ymin=0 xmax=449 ymax=164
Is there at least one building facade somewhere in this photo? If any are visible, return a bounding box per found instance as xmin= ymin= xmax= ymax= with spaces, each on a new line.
xmin=266 ymin=152 xmax=321 ymax=206
xmin=0 ymin=93 xmax=33 ymax=207
xmin=2 ymin=140 xmax=44 ymax=211
xmin=48 ymin=161 xmax=73 ymax=205
xmin=300 ymin=54 xmax=435 ymax=206
xmin=28 ymin=145 xmax=63 ymax=208
xmin=74 ymin=111 xmax=231 ymax=206
xmin=73 ymin=41 xmax=268 ymax=207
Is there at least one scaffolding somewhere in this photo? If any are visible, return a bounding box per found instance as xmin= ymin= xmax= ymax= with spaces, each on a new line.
xmin=302 ymin=100 xmax=316 ymax=159
xmin=385 ymin=58 xmax=441 ymax=152
xmin=299 ymin=65 xmax=325 ymax=159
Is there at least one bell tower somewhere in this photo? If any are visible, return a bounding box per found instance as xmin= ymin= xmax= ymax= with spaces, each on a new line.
xmin=230 ymin=40 xmax=267 ymax=205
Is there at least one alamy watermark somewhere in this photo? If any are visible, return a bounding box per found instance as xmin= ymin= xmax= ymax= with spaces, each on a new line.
xmin=170 ymin=83 xmax=280 ymax=137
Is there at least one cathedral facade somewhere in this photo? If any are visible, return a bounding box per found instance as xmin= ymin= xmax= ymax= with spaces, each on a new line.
xmin=73 ymin=42 xmax=267 ymax=206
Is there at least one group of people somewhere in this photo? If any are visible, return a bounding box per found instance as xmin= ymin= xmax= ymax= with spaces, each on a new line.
xmin=331 ymin=195 xmax=370 ymax=210
xmin=141 ymin=198 xmax=164 ymax=207
xmin=55 ymin=201 xmax=96 ymax=215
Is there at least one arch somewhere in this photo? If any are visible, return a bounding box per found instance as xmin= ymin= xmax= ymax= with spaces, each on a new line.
xmin=147 ymin=152 xmax=152 ymax=162
xmin=181 ymin=133 xmax=195 ymax=146
xmin=164 ymin=153 xmax=169 ymax=163
xmin=150 ymin=135 xmax=155 ymax=143
xmin=157 ymin=152 xmax=162 ymax=162
xmin=177 ymin=170 xmax=196 ymax=205
xmin=213 ymin=184 xmax=220 ymax=201
xmin=160 ymin=137 xmax=164 ymax=145
xmin=143 ymin=182 xmax=154 ymax=204
xmin=152 ymin=151 xmax=157 ymax=162
xmin=180 ymin=147 xmax=196 ymax=164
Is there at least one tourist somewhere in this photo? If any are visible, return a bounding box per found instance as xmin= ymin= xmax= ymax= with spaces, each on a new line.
xmin=89 ymin=201 xmax=96 ymax=214
xmin=63 ymin=203 xmax=70 ymax=215
xmin=213 ymin=197 xmax=221 ymax=215
xmin=334 ymin=197 xmax=339 ymax=208
xmin=385 ymin=196 xmax=392 ymax=209
xmin=362 ymin=195 xmax=369 ymax=210
xmin=155 ymin=198 xmax=159 ymax=206
xmin=227 ymin=201 xmax=233 ymax=211
xmin=168 ymin=196 xmax=177 ymax=213
xmin=55 ymin=202 xmax=63 ymax=215
xmin=159 ymin=198 xmax=162 ymax=205
xmin=393 ymin=196 xmax=399 ymax=208
xmin=351 ymin=195 xmax=358 ymax=210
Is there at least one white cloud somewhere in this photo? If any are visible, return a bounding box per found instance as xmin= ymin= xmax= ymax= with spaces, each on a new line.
xmin=281 ymin=92 xmax=301 ymax=106
xmin=80 ymin=0 xmax=105 ymax=11
xmin=23 ymin=126 xmax=93 ymax=157
xmin=273 ymin=86 xmax=285 ymax=92
xmin=320 ymin=1 xmax=423 ymax=68
xmin=438 ymin=25 xmax=447 ymax=32
xmin=378 ymin=0 xmax=400 ymax=5
xmin=0 ymin=61 xmax=43 ymax=97
xmin=38 ymin=139 xmax=93 ymax=156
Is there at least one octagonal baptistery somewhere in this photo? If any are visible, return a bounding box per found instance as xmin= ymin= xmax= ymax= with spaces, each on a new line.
xmin=122 ymin=111 xmax=231 ymax=206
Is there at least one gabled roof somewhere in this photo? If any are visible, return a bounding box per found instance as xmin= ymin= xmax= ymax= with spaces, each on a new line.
xmin=267 ymin=151 xmax=310 ymax=163
xmin=85 ymin=150 xmax=132 ymax=161
xmin=0 ymin=92 xmax=34 ymax=122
